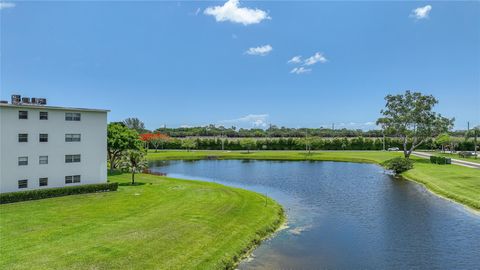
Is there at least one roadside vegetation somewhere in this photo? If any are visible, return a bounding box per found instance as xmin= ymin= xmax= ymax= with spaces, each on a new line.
xmin=0 ymin=173 xmax=284 ymax=269
xmin=423 ymin=152 xmax=480 ymax=164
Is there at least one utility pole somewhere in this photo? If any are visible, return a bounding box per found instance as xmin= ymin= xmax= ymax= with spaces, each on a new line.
xmin=305 ymin=130 xmax=308 ymax=153
xmin=467 ymin=121 xmax=470 ymax=141
xmin=221 ymin=132 xmax=225 ymax=151
xmin=475 ymin=127 xmax=478 ymax=158
xmin=382 ymin=128 xmax=386 ymax=151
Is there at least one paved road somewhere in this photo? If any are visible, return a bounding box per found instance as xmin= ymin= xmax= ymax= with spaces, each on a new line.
xmin=412 ymin=151 xmax=480 ymax=169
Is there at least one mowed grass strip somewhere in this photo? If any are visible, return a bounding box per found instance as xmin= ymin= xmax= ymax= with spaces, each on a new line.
xmin=148 ymin=150 xmax=480 ymax=210
xmin=147 ymin=150 xmax=404 ymax=164
xmin=0 ymin=173 xmax=284 ymax=270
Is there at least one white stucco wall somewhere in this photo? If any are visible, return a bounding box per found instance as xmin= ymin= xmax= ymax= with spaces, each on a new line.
xmin=0 ymin=104 xmax=108 ymax=193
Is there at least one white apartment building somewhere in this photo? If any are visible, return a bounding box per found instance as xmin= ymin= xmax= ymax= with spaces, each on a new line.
xmin=0 ymin=96 xmax=109 ymax=193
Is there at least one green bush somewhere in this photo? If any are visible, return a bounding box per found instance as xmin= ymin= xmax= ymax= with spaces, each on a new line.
xmin=382 ymin=157 xmax=414 ymax=174
xmin=430 ymin=156 xmax=451 ymax=165
xmin=0 ymin=182 xmax=118 ymax=204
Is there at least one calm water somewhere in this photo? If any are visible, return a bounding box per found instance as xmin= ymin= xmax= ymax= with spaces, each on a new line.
xmin=149 ymin=160 xmax=480 ymax=270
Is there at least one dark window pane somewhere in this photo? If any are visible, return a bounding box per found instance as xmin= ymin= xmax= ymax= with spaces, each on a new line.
xmin=65 ymin=176 xmax=73 ymax=184
xmin=39 ymin=178 xmax=48 ymax=186
xmin=18 ymin=180 xmax=28 ymax=188
xmin=18 ymin=134 xmax=28 ymax=142
xmin=73 ymin=175 xmax=81 ymax=183
xmin=39 ymin=112 xmax=48 ymax=120
xmin=19 ymin=111 xmax=28 ymax=119
xmin=39 ymin=134 xmax=48 ymax=142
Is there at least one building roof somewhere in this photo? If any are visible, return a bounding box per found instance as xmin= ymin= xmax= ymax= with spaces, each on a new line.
xmin=0 ymin=103 xmax=110 ymax=113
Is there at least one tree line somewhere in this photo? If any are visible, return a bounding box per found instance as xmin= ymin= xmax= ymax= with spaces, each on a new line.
xmin=140 ymin=136 xmax=476 ymax=152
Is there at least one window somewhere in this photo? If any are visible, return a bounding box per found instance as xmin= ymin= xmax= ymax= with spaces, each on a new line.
xmin=18 ymin=180 xmax=28 ymax=189
xmin=65 ymin=175 xmax=80 ymax=184
xmin=39 ymin=178 xmax=48 ymax=187
xmin=39 ymin=111 xmax=48 ymax=120
xmin=18 ymin=133 xmax=28 ymax=142
xmin=39 ymin=134 xmax=48 ymax=142
xmin=19 ymin=111 xmax=28 ymax=119
xmin=18 ymin=156 xmax=28 ymax=166
xmin=39 ymin=156 xmax=48 ymax=165
xmin=65 ymin=154 xmax=81 ymax=163
xmin=65 ymin=112 xmax=81 ymax=121
xmin=65 ymin=134 xmax=81 ymax=142
xmin=73 ymin=175 xmax=81 ymax=183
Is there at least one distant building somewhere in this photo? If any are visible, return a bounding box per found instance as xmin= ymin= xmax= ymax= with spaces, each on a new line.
xmin=0 ymin=95 xmax=109 ymax=193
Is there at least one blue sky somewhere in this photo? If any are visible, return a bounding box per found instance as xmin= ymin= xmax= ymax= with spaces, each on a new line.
xmin=1 ymin=1 xmax=479 ymax=130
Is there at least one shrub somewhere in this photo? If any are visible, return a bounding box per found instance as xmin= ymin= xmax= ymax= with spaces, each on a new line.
xmin=0 ymin=182 xmax=118 ymax=204
xmin=430 ymin=156 xmax=451 ymax=165
xmin=382 ymin=157 xmax=414 ymax=174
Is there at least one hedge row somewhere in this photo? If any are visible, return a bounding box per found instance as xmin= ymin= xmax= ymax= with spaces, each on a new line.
xmin=146 ymin=137 xmax=473 ymax=151
xmin=0 ymin=182 xmax=118 ymax=204
xmin=429 ymin=156 xmax=452 ymax=165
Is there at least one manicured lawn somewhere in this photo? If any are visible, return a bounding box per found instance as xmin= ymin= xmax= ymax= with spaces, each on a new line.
xmin=148 ymin=150 xmax=480 ymax=210
xmin=147 ymin=150 xmax=403 ymax=163
xmin=0 ymin=173 xmax=284 ymax=270
xmin=403 ymin=159 xmax=480 ymax=209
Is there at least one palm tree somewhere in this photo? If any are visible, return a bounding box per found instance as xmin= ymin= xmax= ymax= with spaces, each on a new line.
xmin=120 ymin=150 xmax=148 ymax=184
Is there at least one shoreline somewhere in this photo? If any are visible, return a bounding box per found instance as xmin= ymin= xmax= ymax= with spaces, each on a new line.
xmin=147 ymin=150 xmax=480 ymax=211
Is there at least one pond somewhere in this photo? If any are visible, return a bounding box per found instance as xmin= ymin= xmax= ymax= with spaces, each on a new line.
xmin=149 ymin=160 xmax=480 ymax=270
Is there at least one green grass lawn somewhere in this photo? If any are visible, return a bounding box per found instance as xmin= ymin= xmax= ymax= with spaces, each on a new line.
xmin=403 ymin=159 xmax=480 ymax=209
xmin=147 ymin=150 xmax=403 ymax=163
xmin=148 ymin=150 xmax=480 ymax=210
xmin=0 ymin=173 xmax=284 ymax=270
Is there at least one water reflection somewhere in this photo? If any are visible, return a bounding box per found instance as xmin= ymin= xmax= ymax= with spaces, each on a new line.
xmin=149 ymin=160 xmax=480 ymax=270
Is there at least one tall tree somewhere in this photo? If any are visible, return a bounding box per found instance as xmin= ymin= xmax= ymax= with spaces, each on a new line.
xmin=123 ymin=117 xmax=147 ymax=134
xmin=139 ymin=133 xmax=171 ymax=152
xmin=181 ymin=139 xmax=197 ymax=152
xmin=120 ymin=150 xmax=148 ymax=184
xmin=435 ymin=133 xmax=451 ymax=153
xmin=240 ymin=138 xmax=256 ymax=153
xmin=107 ymin=123 xmax=143 ymax=172
xmin=377 ymin=91 xmax=454 ymax=158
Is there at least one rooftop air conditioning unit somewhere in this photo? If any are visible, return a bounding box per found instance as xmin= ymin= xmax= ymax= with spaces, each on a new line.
xmin=0 ymin=100 xmax=8 ymax=104
xmin=11 ymin=95 xmax=21 ymax=104
xmin=38 ymin=98 xmax=47 ymax=105
xmin=31 ymin=97 xmax=38 ymax=104
xmin=21 ymin=97 xmax=31 ymax=104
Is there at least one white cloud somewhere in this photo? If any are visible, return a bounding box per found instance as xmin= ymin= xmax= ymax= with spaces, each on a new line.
xmin=204 ymin=0 xmax=270 ymax=25
xmin=220 ymin=114 xmax=269 ymax=128
xmin=288 ymin=55 xmax=302 ymax=64
xmin=411 ymin=5 xmax=432 ymax=20
xmin=0 ymin=2 xmax=15 ymax=9
xmin=304 ymin=52 xmax=327 ymax=66
xmin=245 ymin=44 xmax=272 ymax=56
xmin=290 ymin=67 xmax=311 ymax=74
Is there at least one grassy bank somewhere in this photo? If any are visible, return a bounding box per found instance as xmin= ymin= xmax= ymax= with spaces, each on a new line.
xmin=0 ymin=173 xmax=284 ymax=270
xmin=147 ymin=150 xmax=403 ymax=163
xmin=148 ymin=150 xmax=480 ymax=210
xmin=403 ymin=160 xmax=480 ymax=209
